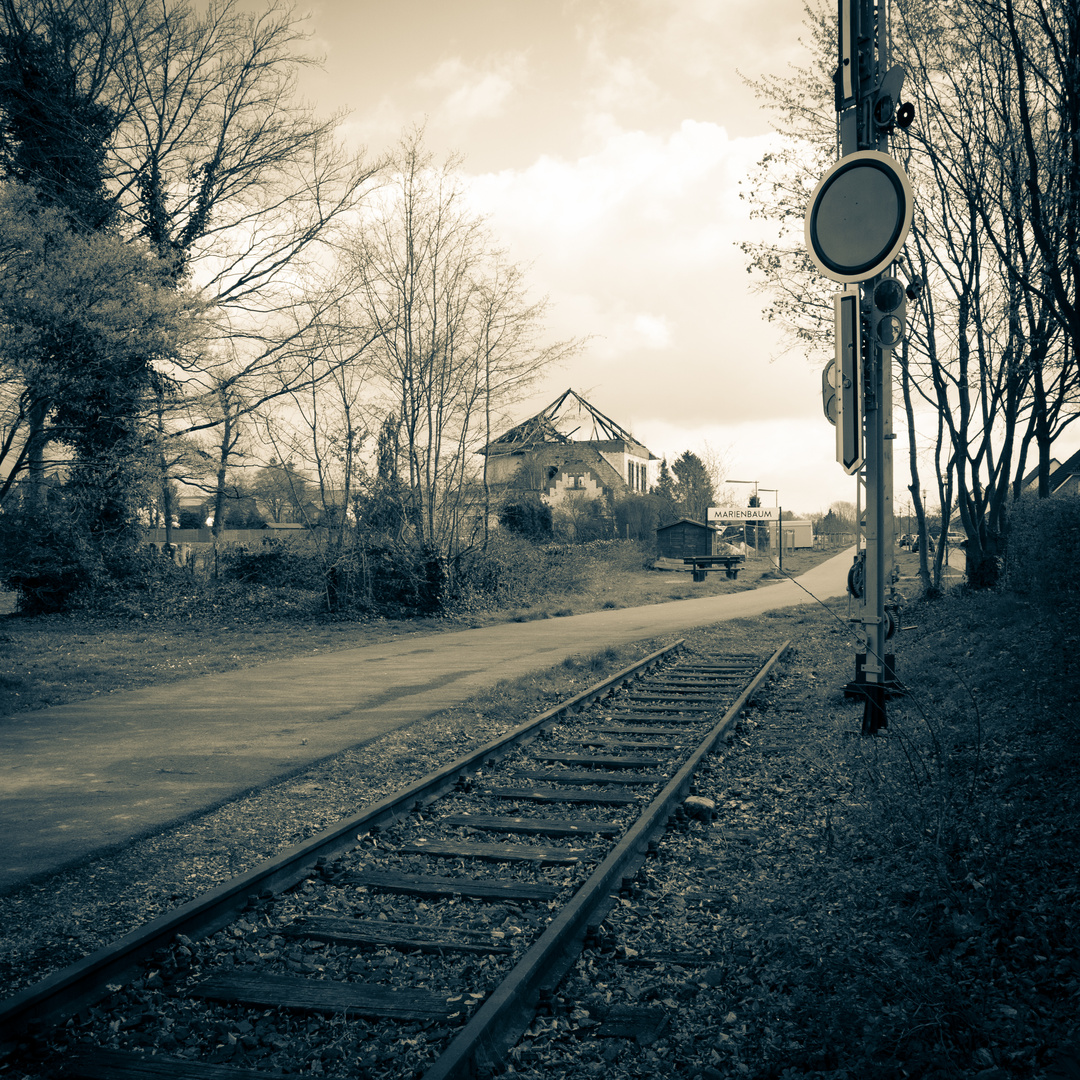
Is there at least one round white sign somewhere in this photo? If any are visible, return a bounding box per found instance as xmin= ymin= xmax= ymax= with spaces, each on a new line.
xmin=805 ymin=151 xmax=913 ymax=283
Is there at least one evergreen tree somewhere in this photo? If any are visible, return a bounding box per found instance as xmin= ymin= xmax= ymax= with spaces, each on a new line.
xmin=0 ymin=1 xmax=173 ymax=600
xmin=0 ymin=0 xmax=115 ymax=229
xmin=654 ymin=458 xmax=679 ymax=524
xmin=672 ymin=451 xmax=716 ymax=522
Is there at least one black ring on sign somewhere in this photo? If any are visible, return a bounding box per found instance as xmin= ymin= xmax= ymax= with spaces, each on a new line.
xmin=808 ymin=157 xmax=908 ymax=278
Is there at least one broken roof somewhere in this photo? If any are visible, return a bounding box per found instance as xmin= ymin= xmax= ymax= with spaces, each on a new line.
xmin=483 ymin=389 xmax=655 ymax=456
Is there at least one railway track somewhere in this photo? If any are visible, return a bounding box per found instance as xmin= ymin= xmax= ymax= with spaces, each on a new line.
xmin=0 ymin=638 xmax=789 ymax=1079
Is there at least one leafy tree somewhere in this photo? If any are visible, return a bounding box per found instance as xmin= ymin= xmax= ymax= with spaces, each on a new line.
xmin=177 ymin=506 xmax=207 ymax=530
xmin=0 ymin=184 xmax=191 ymax=608
xmin=0 ymin=0 xmax=168 ymax=545
xmin=0 ymin=0 xmax=116 ymax=230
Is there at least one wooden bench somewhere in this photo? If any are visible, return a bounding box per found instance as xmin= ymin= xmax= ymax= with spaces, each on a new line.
xmin=683 ymin=555 xmax=744 ymax=581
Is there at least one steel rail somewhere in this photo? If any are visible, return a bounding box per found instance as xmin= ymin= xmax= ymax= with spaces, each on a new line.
xmin=422 ymin=639 xmax=791 ymax=1080
xmin=0 ymin=640 xmax=684 ymax=1044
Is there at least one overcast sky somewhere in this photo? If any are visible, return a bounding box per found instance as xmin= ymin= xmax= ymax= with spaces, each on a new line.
xmin=293 ymin=0 xmax=859 ymax=516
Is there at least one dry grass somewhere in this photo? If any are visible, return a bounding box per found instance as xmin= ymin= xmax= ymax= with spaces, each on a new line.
xmin=0 ymin=543 xmax=845 ymax=717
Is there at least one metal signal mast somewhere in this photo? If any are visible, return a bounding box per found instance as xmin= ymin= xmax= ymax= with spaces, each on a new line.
xmin=804 ymin=0 xmax=915 ymax=734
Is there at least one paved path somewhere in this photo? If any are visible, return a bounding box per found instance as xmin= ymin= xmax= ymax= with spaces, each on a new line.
xmin=0 ymin=548 xmax=854 ymax=892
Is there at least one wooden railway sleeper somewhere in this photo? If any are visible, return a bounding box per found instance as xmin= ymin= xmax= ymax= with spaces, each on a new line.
xmin=3 ymin=641 xmax=796 ymax=1080
xmin=421 ymin=642 xmax=789 ymax=1080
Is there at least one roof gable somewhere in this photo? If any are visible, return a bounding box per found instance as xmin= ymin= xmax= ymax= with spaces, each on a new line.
xmin=483 ymin=388 xmax=656 ymax=459
xmin=1047 ymin=448 xmax=1080 ymax=494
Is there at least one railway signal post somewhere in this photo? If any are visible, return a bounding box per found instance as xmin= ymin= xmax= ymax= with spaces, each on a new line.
xmin=804 ymin=0 xmax=914 ymax=734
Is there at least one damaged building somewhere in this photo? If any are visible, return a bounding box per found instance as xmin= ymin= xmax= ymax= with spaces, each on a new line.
xmin=481 ymin=389 xmax=658 ymax=504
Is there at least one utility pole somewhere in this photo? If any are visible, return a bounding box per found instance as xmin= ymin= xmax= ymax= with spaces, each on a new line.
xmin=805 ymin=0 xmax=915 ymax=734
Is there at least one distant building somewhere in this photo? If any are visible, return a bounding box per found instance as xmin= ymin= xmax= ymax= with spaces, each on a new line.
xmin=776 ymin=519 xmax=815 ymax=549
xmin=1020 ymin=451 xmax=1080 ymax=497
xmin=481 ymin=389 xmax=658 ymax=504
xmin=1046 ymin=450 xmax=1080 ymax=497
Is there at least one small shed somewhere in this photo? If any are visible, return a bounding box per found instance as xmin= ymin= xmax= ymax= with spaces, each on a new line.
xmin=656 ymin=518 xmax=716 ymax=559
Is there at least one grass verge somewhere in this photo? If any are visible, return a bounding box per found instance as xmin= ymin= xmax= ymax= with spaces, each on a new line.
xmin=0 ymin=543 xmax=849 ymax=717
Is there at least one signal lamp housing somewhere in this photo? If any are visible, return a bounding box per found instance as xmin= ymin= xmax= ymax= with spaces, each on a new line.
xmin=871 ymin=276 xmax=907 ymax=348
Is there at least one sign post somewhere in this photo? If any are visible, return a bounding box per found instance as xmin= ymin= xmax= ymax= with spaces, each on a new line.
xmin=804 ymin=0 xmax=913 ymax=735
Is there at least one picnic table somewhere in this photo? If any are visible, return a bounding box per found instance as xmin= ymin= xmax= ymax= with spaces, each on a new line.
xmin=683 ymin=554 xmax=745 ymax=582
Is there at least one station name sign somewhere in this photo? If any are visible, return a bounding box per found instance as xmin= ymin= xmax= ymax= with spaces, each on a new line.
xmin=708 ymin=507 xmax=780 ymax=522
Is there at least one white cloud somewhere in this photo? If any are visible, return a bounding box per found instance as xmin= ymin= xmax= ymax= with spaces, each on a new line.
xmin=632 ymin=313 xmax=671 ymax=349
xmin=582 ymin=46 xmax=662 ymax=118
xmin=465 ymin=120 xmax=798 ymax=422
xmin=419 ymin=54 xmax=526 ymax=126
xmin=454 ymin=116 xmax=864 ymax=514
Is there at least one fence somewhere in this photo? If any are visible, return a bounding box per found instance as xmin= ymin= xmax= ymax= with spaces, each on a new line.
xmin=145 ymin=527 xmax=305 ymax=545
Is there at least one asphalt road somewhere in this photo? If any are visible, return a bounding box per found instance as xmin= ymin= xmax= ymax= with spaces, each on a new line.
xmin=0 ymin=547 xmax=855 ymax=893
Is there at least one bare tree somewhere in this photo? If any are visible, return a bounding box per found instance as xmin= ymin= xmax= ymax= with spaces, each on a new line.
xmin=739 ymin=0 xmax=1074 ymax=587
xmin=993 ymin=0 xmax=1080 ymax=363
xmin=1 ymin=0 xmax=384 ymax=512
xmin=892 ymin=0 xmax=1074 ymax=583
xmin=967 ymin=0 xmax=1080 ymax=493
xmin=260 ymin=298 xmax=376 ymax=554
xmin=346 ymin=127 xmax=576 ymax=556
xmin=102 ymin=0 xmax=385 ymax=508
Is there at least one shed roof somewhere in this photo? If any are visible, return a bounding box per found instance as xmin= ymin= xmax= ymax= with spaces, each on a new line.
xmin=656 ymin=518 xmax=715 ymax=532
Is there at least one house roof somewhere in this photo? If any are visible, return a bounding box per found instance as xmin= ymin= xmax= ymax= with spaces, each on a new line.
xmin=1047 ymin=449 xmax=1080 ymax=494
xmin=482 ymin=389 xmax=657 ymax=459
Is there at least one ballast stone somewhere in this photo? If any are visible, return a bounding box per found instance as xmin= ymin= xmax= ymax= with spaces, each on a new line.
xmin=682 ymin=796 xmax=716 ymax=821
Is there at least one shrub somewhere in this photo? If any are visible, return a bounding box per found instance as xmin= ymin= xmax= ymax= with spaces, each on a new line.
xmin=1003 ymin=493 xmax=1080 ymax=599
xmin=177 ymin=508 xmax=206 ymax=530
xmin=450 ymin=532 xmax=548 ymax=609
xmin=0 ymin=492 xmax=145 ymax=614
xmin=0 ymin=510 xmax=93 ymax=614
xmin=551 ymin=493 xmax=613 ymax=543
xmin=612 ymin=493 xmax=664 ymax=544
xmin=326 ymin=537 xmax=445 ymax=615
xmin=498 ymin=496 xmax=553 ymax=540
xmin=539 ymin=542 xmax=597 ymax=592
xmin=217 ymin=539 xmax=324 ymax=590
xmin=450 ymin=537 xmax=653 ymax=613
xmin=581 ymin=538 xmax=653 ymax=572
